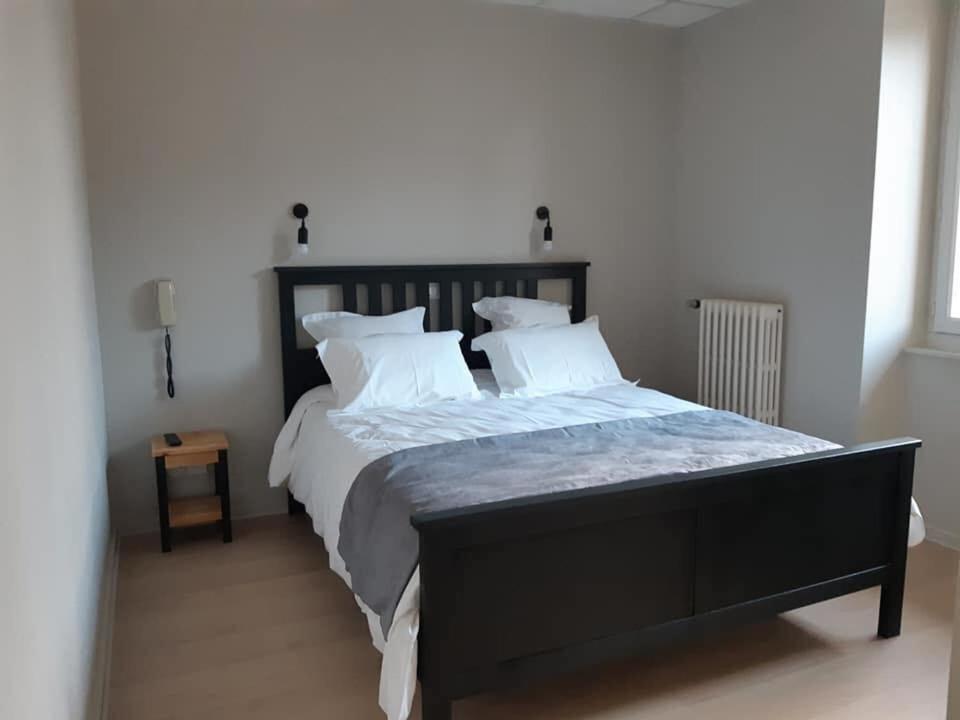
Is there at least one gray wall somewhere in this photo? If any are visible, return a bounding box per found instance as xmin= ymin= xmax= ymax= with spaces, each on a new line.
xmin=669 ymin=0 xmax=886 ymax=444
xmin=893 ymin=2 xmax=960 ymax=551
xmin=952 ymin=564 xmax=960 ymax=718
xmin=860 ymin=0 xmax=948 ymax=443
xmin=0 ymin=0 xmax=110 ymax=717
xmin=76 ymin=0 xmax=680 ymax=534
xmin=908 ymin=352 xmax=960 ymax=548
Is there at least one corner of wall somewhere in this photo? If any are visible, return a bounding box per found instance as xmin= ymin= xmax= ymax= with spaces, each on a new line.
xmin=84 ymin=530 xmax=119 ymax=720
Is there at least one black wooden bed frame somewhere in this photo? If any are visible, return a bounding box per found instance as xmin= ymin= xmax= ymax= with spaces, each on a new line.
xmin=275 ymin=262 xmax=919 ymax=720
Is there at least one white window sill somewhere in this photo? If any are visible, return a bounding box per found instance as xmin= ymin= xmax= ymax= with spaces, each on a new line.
xmin=905 ymin=347 xmax=960 ymax=361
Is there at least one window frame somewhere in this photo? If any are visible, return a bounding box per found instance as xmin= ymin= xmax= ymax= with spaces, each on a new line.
xmin=933 ymin=4 xmax=960 ymax=335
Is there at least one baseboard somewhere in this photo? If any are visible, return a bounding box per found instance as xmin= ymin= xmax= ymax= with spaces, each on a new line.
xmin=86 ymin=530 xmax=119 ymax=720
xmin=925 ymin=525 xmax=960 ymax=551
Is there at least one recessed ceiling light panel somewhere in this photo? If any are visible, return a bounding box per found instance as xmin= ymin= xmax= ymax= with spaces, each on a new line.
xmin=541 ymin=0 xmax=667 ymax=20
xmin=635 ymin=2 xmax=722 ymax=26
xmin=479 ymin=0 xmax=749 ymax=27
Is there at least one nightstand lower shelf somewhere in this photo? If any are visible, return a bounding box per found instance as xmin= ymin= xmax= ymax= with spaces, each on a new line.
xmin=169 ymin=496 xmax=222 ymax=529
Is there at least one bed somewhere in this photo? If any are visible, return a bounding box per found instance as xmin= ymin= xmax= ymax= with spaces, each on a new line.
xmin=271 ymin=262 xmax=921 ymax=720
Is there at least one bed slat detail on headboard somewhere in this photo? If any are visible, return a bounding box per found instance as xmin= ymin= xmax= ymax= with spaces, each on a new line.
xmin=461 ymin=280 xmax=475 ymax=348
xmin=439 ymin=280 xmax=453 ymax=331
xmin=369 ymin=284 xmax=382 ymax=315
xmin=274 ymin=263 xmax=590 ymax=417
xmin=415 ymin=282 xmax=430 ymax=330
xmin=393 ymin=282 xmax=406 ymax=313
xmin=347 ymin=283 xmax=358 ymax=312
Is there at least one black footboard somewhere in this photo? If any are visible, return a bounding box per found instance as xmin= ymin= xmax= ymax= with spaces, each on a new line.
xmin=412 ymin=438 xmax=919 ymax=719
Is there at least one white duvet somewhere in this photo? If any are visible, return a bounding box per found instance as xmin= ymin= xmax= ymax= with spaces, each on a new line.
xmin=267 ymin=372 xmax=925 ymax=720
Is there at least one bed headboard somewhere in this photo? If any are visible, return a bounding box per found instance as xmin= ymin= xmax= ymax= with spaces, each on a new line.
xmin=274 ymin=262 xmax=590 ymax=417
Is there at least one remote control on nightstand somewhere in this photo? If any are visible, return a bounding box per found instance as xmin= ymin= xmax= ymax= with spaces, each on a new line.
xmin=163 ymin=433 xmax=183 ymax=447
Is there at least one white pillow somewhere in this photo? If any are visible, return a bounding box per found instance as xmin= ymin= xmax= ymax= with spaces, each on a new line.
xmin=317 ymin=331 xmax=481 ymax=413
xmin=472 ymin=296 xmax=571 ymax=332
xmin=302 ymin=307 xmax=425 ymax=342
xmin=471 ymin=317 xmax=626 ymax=398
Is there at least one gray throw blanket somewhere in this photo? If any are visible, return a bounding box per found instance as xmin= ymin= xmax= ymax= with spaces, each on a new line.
xmin=338 ymin=409 xmax=838 ymax=637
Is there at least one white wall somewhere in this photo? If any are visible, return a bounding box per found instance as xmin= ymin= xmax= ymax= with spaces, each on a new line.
xmin=670 ymin=0 xmax=886 ymax=444
xmin=0 ymin=1 xmax=110 ymax=718
xmin=879 ymin=0 xmax=960 ymax=550
xmin=859 ymin=0 xmax=949 ymax=443
xmin=907 ymin=353 xmax=960 ymax=547
xmin=860 ymin=0 xmax=960 ymax=550
xmin=76 ymin=0 xmax=679 ymax=534
xmin=950 ymin=564 xmax=960 ymax=719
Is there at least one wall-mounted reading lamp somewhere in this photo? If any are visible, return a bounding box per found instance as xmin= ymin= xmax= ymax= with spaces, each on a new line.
xmin=536 ymin=206 xmax=553 ymax=253
xmin=292 ymin=203 xmax=309 ymax=256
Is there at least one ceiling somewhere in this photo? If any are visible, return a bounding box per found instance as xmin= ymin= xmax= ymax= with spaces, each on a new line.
xmin=484 ymin=0 xmax=751 ymax=27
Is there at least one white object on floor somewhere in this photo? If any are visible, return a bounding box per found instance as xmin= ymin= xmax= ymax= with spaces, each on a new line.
xmin=909 ymin=498 xmax=925 ymax=548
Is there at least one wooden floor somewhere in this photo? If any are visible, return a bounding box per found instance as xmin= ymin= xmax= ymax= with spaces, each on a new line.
xmin=110 ymin=515 xmax=957 ymax=720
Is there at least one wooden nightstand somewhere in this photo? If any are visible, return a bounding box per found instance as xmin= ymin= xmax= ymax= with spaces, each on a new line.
xmin=150 ymin=430 xmax=232 ymax=553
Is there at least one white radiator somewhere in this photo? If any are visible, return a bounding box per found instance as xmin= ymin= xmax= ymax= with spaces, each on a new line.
xmin=697 ymin=299 xmax=783 ymax=426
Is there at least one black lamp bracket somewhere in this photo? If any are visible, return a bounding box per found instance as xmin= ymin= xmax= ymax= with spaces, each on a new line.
xmin=292 ymin=203 xmax=309 ymax=245
xmin=536 ymin=205 xmax=553 ymax=246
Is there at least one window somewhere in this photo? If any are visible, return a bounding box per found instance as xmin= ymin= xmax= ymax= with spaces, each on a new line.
xmin=934 ymin=7 xmax=960 ymax=334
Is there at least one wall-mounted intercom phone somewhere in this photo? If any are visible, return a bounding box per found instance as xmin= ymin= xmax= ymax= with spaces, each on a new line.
xmin=157 ymin=280 xmax=176 ymax=398
xmin=157 ymin=280 xmax=176 ymax=328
